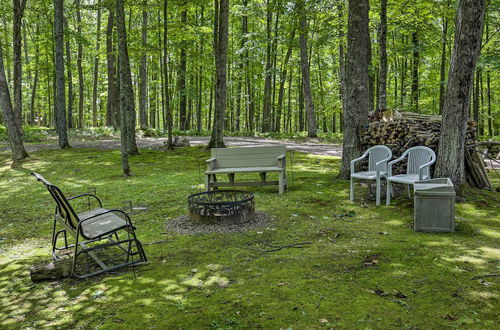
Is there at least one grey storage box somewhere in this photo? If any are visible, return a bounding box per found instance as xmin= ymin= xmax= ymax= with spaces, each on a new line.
xmin=414 ymin=178 xmax=456 ymax=232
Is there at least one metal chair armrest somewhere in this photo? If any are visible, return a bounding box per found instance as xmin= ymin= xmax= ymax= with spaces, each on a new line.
xmin=67 ymin=193 xmax=103 ymax=208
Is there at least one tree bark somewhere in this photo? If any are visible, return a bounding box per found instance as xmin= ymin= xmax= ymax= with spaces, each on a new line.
xmin=163 ymin=0 xmax=173 ymax=147
xmin=116 ymin=0 xmax=139 ymax=157
xmin=435 ymin=0 xmax=485 ymax=188
xmin=207 ymin=0 xmax=229 ymax=148
xmin=0 ymin=41 xmax=28 ymax=163
xmin=13 ymin=0 xmax=27 ymax=134
xmin=29 ymin=26 xmax=40 ymax=126
xmin=338 ymin=0 xmax=370 ymax=179
xmin=438 ymin=0 xmax=451 ymax=114
xmin=92 ymin=7 xmax=102 ymax=127
xmin=64 ymin=18 xmax=74 ymax=129
xmin=106 ymin=9 xmax=119 ymax=128
xmin=54 ymin=0 xmax=70 ymax=148
xmin=411 ymin=31 xmax=419 ymax=112
xmin=378 ymin=0 xmax=387 ymax=111
xmin=297 ymin=0 xmax=317 ymax=138
xmin=276 ymin=25 xmax=295 ymax=133
xmin=197 ymin=6 xmax=204 ymax=133
xmin=139 ymin=0 xmax=148 ymax=130
xmin=178 ymin=5 xmax=188 ymax=130
xmin=76 ymin=0 xmax=84 ymax=127
xmin=261 ymin=0 xmax=273 ymax=132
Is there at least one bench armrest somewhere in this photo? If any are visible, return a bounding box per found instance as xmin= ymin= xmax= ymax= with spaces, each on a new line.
xmin=206 ymin=158 xmax=216 ymax=171
xmin=277 ymin=155 xmax=286 ymax=168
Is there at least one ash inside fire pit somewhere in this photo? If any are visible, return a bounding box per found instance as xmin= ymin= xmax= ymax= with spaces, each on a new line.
xmin=188 ymin=190 xmax=255 ymax=225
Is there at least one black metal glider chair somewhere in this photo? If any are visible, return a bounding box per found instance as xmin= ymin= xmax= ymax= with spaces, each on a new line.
xmin=32 ymin=172 xmax=147 ymax=278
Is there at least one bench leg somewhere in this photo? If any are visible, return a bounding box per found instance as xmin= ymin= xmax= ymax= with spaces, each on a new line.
xmin=205 ymin=175 xmax=210 ymax=191
xmin=228 ymin=173 xmax=235 ymax=185
xmin=279 ymin=171 xmax=285 ymax=194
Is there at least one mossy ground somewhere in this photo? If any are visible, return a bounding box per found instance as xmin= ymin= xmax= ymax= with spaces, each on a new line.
xmin=0 ymin=146 xmax=498 ymax=329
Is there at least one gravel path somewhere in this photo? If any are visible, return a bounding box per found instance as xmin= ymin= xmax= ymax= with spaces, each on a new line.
xmin=0 ymin=136 xmax=343 ymax=157
xmin=165 ymin=212 xmax=275 ymax=235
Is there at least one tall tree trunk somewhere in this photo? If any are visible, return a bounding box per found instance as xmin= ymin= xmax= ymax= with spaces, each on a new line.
xmin=207 ymin=0 xmax=229 ymax=148
xmin=64 ymin=18 xmax=74 ymax=129
xmin=411 ymin=31 xmax=419 ymax=112
xmin=439 ymin=0 xmax=450 ymax=114
xmin=276 ymin=25 xmax=295 ymax=133
xmin=435 ymin=0 xmax=485 ymax=188
xmin=338 ymin=0 xmax=370 ymax=179
xmin=76 ymin=0 xmax=84 ymax=127
xmin=242 ymin=0 xmax=254 ymax=132
xmin=178 ymin=5 xmax=188 ymax=130
xmin=338 ymin=1 xmax=345 ymax=133
xmin=116 ymin=0 xmax=139 ymax=158
xmin=30 ymin=27 xmax=40 ymax=126
xmin=472 ymin=69 xmax=480 ymax=134
xmin=262 ymin=0 xmax=273 ymax=132
xmin=197 ymin=6 xmax=204 ymax=133
xmin=163 ymin=0 xmax=173 ymax=147
xmin=0 ymin=41 xmax=28 ymax=163
xmin=92 ymin=7 xmax=102 ymax=127
xmin=378 ymin=0 xmax=387 ymax=111
xmin=106 ymin=9 xmax=119 ymax=128
xmin=53 ymin=0 xmax=70 ymax=148
xmin=138 ymin=0 xmax=148 ymax=130
xmin=13 ymin=0 xmax=27 ymax=134
xmin=297 ymin=0 xmax=317 ymax=138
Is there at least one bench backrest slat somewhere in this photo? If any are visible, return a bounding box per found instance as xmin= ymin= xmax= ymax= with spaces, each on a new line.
xmin=211 ymin=146 xmax=286 ymax=169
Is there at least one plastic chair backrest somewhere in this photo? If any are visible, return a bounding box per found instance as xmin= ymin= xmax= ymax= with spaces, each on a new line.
xmin=368 ymin=145 xmax=392 ymax=172
xmin=406 ymin=146 xmax=436 ymax=176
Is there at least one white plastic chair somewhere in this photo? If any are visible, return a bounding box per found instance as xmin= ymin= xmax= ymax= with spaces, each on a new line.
xmin=386 ymin=146 xmax=436 ymax=206
xmin=350 ymin=145 xmax=392 ymax=206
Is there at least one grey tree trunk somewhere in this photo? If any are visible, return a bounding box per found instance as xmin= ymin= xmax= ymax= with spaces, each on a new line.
xmin=0 ymin=41 xmax=28 ymax=163
xmin=378 ymin=0 xmax=387 ymax=111
xmin=163 ymin=0 xmax=173 ymax=148
xmin=13 ymin=0 xmax=27 ymax=134
xmin=53 ymin=0 xmax=70 ymax=149
xmin=411 ymin=31 xmax=419 ymax=112
xmin=207 ymin=0 xmax=229 ymax=148
xmin=338 ymin=0 xmax=370 ymax=179
xmin=338 ymin=1 xmax=346 ymax=133
xmin=178 ymin=6 xmax=188 ymax=130
xmin=139 ymin=0 xmax=148 ymax=130
xmin=276 ymin=26 xmax=295 ymax=133
xmin=197 ymin=7 xmax=204 ymax=132
xmin=297 ymin=0 xmax=317 ymax=138
xmin=439 ymin=0 xmax=451 ymax=114
xmin=106 ymin=9 xmax=119 ymax=128
xmin=116 ymin=0 xmax=139 ymax=158
xmin=262 ymin=0 xmax=273 ymax=132
xmin=92 ymin=7 xmax=102 ymax=127
xmin=30 ymin=27 xmax=40 ymax=126
xmin=435 ymin=0 xmax=485 ymax=188
xmin=76 ymin=0 xmax=84 ymax=127
xmin=64 ymin=18 xmax=74 ymax=129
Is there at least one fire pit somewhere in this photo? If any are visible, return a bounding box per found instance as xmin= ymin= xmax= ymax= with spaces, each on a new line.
xmin=188 ymin=190 xmax=255 ymax=225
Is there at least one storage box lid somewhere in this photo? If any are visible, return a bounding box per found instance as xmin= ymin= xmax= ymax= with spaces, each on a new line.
xmin=414 ymin=178 xmax=456 ymax=196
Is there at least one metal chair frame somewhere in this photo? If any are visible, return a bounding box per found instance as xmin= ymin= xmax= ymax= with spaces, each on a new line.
xmin=32 ymin=173 xmax=147 ymax=278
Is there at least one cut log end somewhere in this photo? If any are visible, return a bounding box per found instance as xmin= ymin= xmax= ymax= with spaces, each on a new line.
xmin=30 ymin=259 xmax=72 ymax=282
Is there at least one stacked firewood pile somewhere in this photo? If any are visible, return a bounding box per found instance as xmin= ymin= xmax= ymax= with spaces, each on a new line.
xmin=361 ymin=111 xmax=492 ymax=189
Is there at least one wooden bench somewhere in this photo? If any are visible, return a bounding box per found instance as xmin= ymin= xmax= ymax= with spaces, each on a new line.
xmin=205 ymin=146 xmax=288 ymax=194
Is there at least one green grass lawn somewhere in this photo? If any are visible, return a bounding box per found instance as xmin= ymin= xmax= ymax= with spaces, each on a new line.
xmin=0 ymin=147 xmax=498 ymax=329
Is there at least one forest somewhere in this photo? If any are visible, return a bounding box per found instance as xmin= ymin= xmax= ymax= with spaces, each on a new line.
xmin=0 ymin=0 xmax=498 ymax=140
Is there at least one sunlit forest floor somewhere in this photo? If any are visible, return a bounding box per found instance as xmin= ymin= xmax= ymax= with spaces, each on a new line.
xmin=0 ymin=147 xmax=498 ymax=328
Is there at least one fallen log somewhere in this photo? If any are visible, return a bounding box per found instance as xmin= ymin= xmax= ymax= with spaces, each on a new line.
xmin=30 ymin=258 xmax=72 ymax=282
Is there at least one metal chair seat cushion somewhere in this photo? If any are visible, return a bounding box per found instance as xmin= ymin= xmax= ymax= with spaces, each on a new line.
xmin=351 ymin=170 xmax=387 ymax=180
xmin=387 ymin=173 xmax=430 ymax=185
xmin=78 ymin=208 xmax=128 ymax=239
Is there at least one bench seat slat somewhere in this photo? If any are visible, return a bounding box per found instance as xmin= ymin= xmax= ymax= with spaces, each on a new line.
xmin=206 ymin=166 xmax=283 ymax=174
